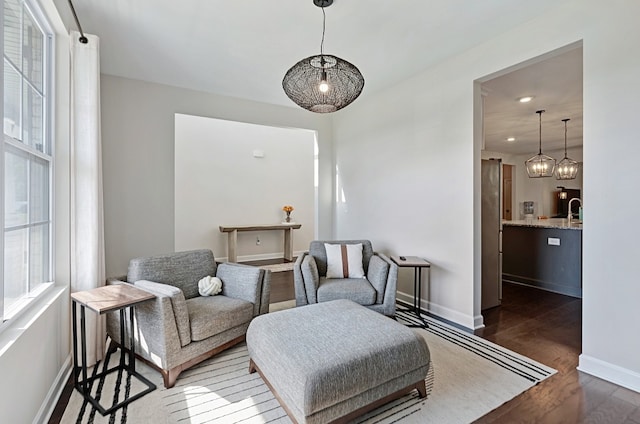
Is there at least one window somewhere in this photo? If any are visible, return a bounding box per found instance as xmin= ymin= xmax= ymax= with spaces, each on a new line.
xmin=2 ymin=0 xmax=53 ymax=322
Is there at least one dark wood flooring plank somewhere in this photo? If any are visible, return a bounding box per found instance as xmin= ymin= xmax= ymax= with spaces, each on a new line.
xmin=474 ymin=282 xmax=639 ymax=424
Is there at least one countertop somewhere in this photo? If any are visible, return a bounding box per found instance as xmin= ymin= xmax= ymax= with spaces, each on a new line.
xmin=503 ymin=218 xmax=582 ymax=230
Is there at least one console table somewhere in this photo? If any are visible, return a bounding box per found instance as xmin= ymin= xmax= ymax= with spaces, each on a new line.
xmin=219 ymin=223 xmax=302 ymax=263
xmin=71 ymin=284 xmax=156 ymax=415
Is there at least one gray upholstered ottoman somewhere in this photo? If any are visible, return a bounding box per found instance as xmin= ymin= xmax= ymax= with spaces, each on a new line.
xmin=246 ymin=299 xmax=430 ymax=424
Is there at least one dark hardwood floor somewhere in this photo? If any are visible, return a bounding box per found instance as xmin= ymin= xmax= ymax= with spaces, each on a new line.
xmin=49 ymin=265 xmax=640 ymax=423
xmin=242 ymin=258 xmax=294 ymax=303
xmin=474 ymin=282 xmax=640 ymax=423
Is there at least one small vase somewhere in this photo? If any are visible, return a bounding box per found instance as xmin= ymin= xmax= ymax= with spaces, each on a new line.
xmin=285 ymin=212 xmax=291 ymax=223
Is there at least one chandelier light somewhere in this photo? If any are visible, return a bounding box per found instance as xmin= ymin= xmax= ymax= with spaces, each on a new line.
xmin=282 ymin=0 xmax=364 ymax=113
xmin=525 ymin=110 xmax=556 ymax=178
xmin=555 ymin=118 xmax=579 ymax=180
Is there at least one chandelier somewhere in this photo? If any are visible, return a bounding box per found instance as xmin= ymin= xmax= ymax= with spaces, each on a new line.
xmin=555 ymin=118 xmax=579 ymax=180
xmin=282 ymin=0 xmax=364 ymax=113
xmin=525 ymin=110 xmax=556 ymax=178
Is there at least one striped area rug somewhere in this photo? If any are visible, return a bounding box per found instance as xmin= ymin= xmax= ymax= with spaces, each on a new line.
xmin=61 ymin=308 xmax=556 ymax=424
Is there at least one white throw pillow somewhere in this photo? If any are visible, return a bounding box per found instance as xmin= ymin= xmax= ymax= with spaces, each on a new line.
xmin=198 ymin=275 xmax=223 ymax=296
xmin=325 ymin=243 xmax=365 ymax=279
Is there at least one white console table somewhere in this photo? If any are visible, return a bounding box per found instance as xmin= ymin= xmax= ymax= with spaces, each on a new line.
xmin=219 ymin=223 xmax=302 ymax=263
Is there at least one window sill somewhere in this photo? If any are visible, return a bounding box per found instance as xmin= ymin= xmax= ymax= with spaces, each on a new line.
xmin=0 ymin=285 xmax=67 ymax=349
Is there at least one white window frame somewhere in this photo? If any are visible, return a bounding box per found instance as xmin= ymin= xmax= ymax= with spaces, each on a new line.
xmin=1 ymin=0 xmax=55 ymax=325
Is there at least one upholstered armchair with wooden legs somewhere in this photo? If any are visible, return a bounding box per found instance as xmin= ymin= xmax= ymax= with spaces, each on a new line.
xmin=106 ymin=249 xmax=270 ymax=388
xmin=294 ymin=240 xmax=398 ymax=316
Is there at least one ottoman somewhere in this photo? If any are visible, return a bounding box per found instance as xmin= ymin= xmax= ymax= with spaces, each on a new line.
xmin=246 ymin=299 xmax=430 ymax=424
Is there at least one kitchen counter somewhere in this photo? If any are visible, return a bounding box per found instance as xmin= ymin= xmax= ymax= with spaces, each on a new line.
xmin=502 ymin=221 xmax=582 ymax=298
xmin=503 ymin=218 xmax=582 ymax=230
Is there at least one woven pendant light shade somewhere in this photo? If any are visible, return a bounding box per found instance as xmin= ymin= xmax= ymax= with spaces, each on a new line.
xmin=283 ymin=54 xmax=364 ymax=113
xmin=525 ymin=110 xmax=556 ymax=178
xmin=282 ymin=0 xmax=364 ymax=113
xmin=555 ymin=118 xmax=579 ymax=180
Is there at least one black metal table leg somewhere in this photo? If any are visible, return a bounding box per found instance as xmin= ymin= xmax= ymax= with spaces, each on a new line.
xmin=405 ymin=266 xmax=429 ymax=329
xmin=72 ymin=303 xmax=156 ymax=416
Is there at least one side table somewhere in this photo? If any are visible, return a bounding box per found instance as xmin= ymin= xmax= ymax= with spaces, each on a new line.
xmin=71 ymin=284 xmax=156 ymax=415
xmin=391 ymin=256 xmax=431 ymax=329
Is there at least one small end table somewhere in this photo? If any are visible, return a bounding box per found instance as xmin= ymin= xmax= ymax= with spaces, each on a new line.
xmin=391 ymin=256 xmax=431 ymax=329
xmin=71 ymin=284 xmax=156 ymax=415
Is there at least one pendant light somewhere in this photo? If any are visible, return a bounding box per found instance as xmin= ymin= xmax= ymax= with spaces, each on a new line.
xmin=555 ymin=118 xmax=579 ymax=180
xmin=525 ymin=110 xmax=556 ymax=178
xmin=282 ymin=0 xmax=364 ymax=113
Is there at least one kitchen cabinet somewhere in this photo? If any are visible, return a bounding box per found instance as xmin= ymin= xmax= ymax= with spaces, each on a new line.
xmin=502 ymin=220 xmax=582 ymax=298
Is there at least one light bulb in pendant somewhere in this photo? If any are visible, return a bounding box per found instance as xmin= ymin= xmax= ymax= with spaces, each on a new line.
xmin=319 ymin=69 xmax=329 ymax=93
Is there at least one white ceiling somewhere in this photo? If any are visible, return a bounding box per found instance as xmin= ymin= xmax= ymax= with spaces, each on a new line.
xmin=482 ymin=46 xmax=583 ymax=155
xmin=61 ymin=0 xmax=582 ymax=155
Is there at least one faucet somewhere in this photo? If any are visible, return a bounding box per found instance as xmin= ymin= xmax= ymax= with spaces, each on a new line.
xmin=568 ymin=198 xmax=581 ymax=220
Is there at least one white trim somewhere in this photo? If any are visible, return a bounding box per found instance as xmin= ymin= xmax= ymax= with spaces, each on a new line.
xmin=35 ymin=354 xmax=72 ymax=424
xmin=396 ymin=290 xmax=477 ymax=331
xmin=578 ymin=354 xmax=640 ymax=393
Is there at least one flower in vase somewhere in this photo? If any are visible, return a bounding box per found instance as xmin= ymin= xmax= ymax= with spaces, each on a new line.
xmin=282 ymin=205 xmax=294 ymax=222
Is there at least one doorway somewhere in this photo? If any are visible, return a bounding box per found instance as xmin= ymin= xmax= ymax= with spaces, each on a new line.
xmin=477 ymin=42 xmax=584 ymax=323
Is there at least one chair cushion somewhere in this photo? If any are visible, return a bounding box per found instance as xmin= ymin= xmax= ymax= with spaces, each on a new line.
xmin=128 ymin=249 xmax=217 ymax=300
xmin=324 ymin=243 xmax=365 ymax=279
xmin=317 ymin=278 xmax=376 ymax=305
xmin=186 ymin=295 xmax=254 ymax=342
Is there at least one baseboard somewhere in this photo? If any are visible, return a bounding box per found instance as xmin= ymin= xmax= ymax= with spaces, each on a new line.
xmin=396 ymin=291 xmax=476 ymax=332
xmin=35 ymin=353 xmax=72 ymax=424
xmin=578 ymin=354 xmax=640 ymax=393
xmin=219 ymin=250 xmax=305 ymax=263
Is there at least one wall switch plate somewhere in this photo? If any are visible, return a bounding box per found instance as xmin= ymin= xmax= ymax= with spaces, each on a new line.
xmin=548 ymin=237 xmax=561 ymax=246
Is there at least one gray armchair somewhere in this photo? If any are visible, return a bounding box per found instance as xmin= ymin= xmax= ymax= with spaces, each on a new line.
xmin=294 ymin=240 xmax=397 ymax=316
xmin=106 ymin=249 xmax=270 ymax=388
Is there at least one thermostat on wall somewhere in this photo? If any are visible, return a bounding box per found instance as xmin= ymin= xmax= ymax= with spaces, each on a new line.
xmin=253 ymin=150 xmax=265 ymax=158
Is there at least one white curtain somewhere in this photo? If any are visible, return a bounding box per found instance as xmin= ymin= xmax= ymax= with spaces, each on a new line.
xmin=70 ymin=31 xmax=106 ymax=366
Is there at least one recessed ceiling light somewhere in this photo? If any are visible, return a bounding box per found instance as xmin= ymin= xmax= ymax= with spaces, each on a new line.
xmin=506 ymin=137 xmax=516 ymax=142
xmin=518 ymin=96 xmax=533 ymax=103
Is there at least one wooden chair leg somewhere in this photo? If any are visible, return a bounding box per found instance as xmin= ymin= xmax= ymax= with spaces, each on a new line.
xmin=416 ymin=380 xmax=427 ymax=398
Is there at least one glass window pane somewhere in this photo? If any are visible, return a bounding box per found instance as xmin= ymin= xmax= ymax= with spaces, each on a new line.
xmin=3 ymin=0 xmax=22 ymax=68
xmin=5 ymin=148 xmax=29 ymax=227
xmin=22 ymin=4 xmax=44 ymax=91
xmin=4 ymin=228 xmax=29 ymax=311
xmin=30 ymin=157 xmax=49 ymax=222
xmin=3 ymin=62 xmax=22 ymax=140
xmin=23 ymin=83 xmax=43 ymax=151
xmin=30 ymin=223 xmax=50 ymax=288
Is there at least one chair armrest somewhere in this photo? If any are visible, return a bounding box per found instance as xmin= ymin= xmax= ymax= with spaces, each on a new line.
xmin=134 ymin=280 xmax=192 ymax=347
xmin=105 ymin=279 xmax=185 ymax=369
xmin=216 ymin=262 xmax=269 ymax=316
xmin=368 ymin=253 xmax=398 ymax=308
xmin=294 ymin=253 xmax=319 ymax=306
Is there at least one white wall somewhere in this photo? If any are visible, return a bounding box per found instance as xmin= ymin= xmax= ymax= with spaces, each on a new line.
xmin=101 ymin=75 xmax=333 ymax=276
xmin=174 ymin=114 xmax=315 ymax=260
xmin=333 ymin=0 xmax=640 ymax=392
xmin=0 ymin=0 xmax=72 ymax=422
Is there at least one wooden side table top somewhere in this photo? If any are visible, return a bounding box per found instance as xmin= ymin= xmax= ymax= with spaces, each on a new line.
xmin=71 ymin=284 xmax=155 ymax=314
xmin=390 ymin=256 xmax=431 ymax=268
